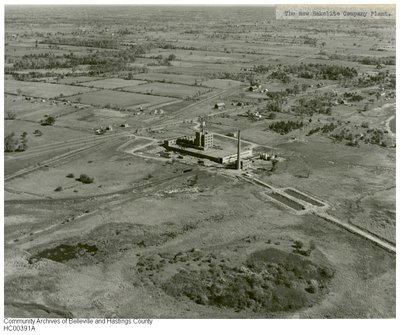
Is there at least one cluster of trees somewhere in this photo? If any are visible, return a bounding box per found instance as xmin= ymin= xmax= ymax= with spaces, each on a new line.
xmin=13 ymin=54 xmax=73 ymax=70
xmin=40 ymin=116 xmax=56 ymax=126
xmin=10 ymin=70 xmax=58 ymax=81
xmin=158 ymin=42 xmax=194 ymax=50
xmin=286 ymin=64 xmax=358 ymax=81
xmin=120 ymin=66 xmax=149 ymax=79
xmin=307 ymin=123 xmax=337 ymax=136
xmin=354 ymin=71 xmax=393 ymax=88
xmin=265 ymin=101 xmax=283 ymax=113
xmin=252 ymin=64 xmax=273 ymax=74
xmin=5 ymin=111 xmax=16 ymax=120
xmin=4 ymin=132 xmax=28 ymax=152
xmin=252 ymin=63 xmax=358 ymax=83
xmin=292 ymin=240 xmax=316 ymax=257
xmin=365 ymin=128 xmax=387 ymax=146
xmin=163 ymin=249 xmax=333 ymax=313
xmin=269 ymin=70 xmax=291 ymax=84
xmin=328 ymin=54 xmax=395 ymax=66
xmin=285 ymin=84 xmax=308 ymax=95
xmin=266 ymin=91 xmax=290 ymax=104
xmin=77 ymin=174 xmax=94 ymax=184
xmin=11 ymin=43 xmax=152 ymax=74
xmin=331 ymin=129 xmax=361 ymax=146
xmin=359 ymin=56 xmax=395 ymax=66
xmin=41 ymin=37 xmax=120 ymax=49
xmin=208 ymin=71 xmax=251 ymax=83
xmin=152 ymin=53 xmax=176 ymax=66
xmin=330 ymin=127 xmax=388 ymax=147
xmin=343 ymin=92 xmax=364 ymax=102
xmin=302 ymin=36 xmax=317 ymax=46
xmin=269 ymin=120 xmax=304 ymax=135
xmin=293 ymin=95 xmax=333 ymax=116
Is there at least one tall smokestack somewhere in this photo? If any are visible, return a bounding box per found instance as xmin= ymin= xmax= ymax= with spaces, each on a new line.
xmin=237 ymin=130 xmax=241 ymax=170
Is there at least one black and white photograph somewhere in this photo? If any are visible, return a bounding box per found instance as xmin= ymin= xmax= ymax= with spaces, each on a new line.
xmin=1 ymin=0 xmax=397 ymax=332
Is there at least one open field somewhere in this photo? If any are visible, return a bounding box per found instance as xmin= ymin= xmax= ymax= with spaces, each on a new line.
xmin=79 ymin=78 xmax=146 ymax=89
xmin=201 ymin=79 xmax=243 ymax=89
xmin=55 ymin=76 xmax=104 ymax=85
xmin=4 ymin=4 xmax=396 ymax=320
xmin=121 ymin=82 xmax=210 ymax=99
xmin=68 ymin=89 xmax=179 ymax=109
xmin=5 ymin=80 xmax=95 ymax=99
xmin=131 ymin=72 xmax=205 ymax=85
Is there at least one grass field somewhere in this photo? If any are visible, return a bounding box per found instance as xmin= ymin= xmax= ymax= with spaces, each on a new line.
xmin=79 ymin=78 xmax=146 ymax=89
xmin=131 ymin=72 xmax=205 ymax=85
xmin=69 ymin=89 xmax=179 ymax=109
xmin=201 ymin=79 xmax=243 ymax=89
xmin=54 ymin=76 xmax=103 ymax=85
xmin=121 ymin=82 xmax=210 ymax=99
xmin=4 ymin=119 xmax=90 ymax=150
xmin=144 ymin=49 xmax=255 ymax=64
xmin=5 ymin=80 xmax=95 ymax=99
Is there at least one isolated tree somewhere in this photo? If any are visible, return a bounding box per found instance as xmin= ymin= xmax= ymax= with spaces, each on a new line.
xmin=293 ymin=240 xmax=304 ymax=250
xmin=5 ymin=110 xmax=16 ymax=120
xmin=167 ymin=54 xmax=176 ymax=61
xmin=41 ymin=116 xmax=56 ymax=126
xmin=18 ymin=132 xmax=28 ymax=151
xmin=4 ymin=133 xmax=18 ymax=152
xmin=77 ymin=174 xmax=94 ymax=184
xmin=33 ymin=129 xmax=43 ymax=136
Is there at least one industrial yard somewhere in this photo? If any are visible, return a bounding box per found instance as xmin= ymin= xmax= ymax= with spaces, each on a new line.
xmin=3 ymin=5 xmax=396 ymax=319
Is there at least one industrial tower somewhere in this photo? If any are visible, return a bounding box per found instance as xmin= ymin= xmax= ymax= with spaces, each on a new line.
xmin=237 ymin=130 xmax=241 ymax=170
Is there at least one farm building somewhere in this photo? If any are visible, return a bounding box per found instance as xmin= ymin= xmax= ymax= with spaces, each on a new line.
xmin=214 ymin=102 xmax=225 ymax=109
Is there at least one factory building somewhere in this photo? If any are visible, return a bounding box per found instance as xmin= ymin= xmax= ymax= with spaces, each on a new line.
xmin=163 ymin=129 xmax=252 ymax=166
xmin=173 ymin=130 xmax=214 ymax=151
xmin=195 ymin=131 xmax=214 ymax=149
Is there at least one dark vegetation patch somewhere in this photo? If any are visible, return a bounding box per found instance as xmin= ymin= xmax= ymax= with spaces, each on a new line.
xmin=47 ymin=220 xmax=201 ymax=263
xmin=28 ymin=221 xmax=196 ymax=265
xmin=292 ymin=94 xmax=333 ymax=116
xmin=307 ymin=122 xmax=337 ymax=136
xmin=30 ymin=243 xmax=98 ymax=263
xmin=76 ymin=174 xmax=94 ymax=184
xmin=268 ymin=120 xmax=304 ymax=135
xmin=162 ymin=248 xmax=334 ymax=313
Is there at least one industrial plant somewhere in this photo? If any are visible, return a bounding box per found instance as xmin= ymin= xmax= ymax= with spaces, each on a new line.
xmin=163 ymin=125 xmax=252 ymax=168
